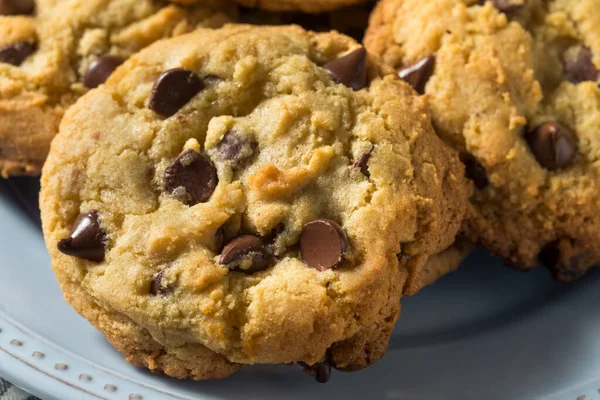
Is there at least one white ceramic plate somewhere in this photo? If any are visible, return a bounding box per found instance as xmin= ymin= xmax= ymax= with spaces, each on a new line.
xmin=1 ymin=177 xmax=600 ymax=400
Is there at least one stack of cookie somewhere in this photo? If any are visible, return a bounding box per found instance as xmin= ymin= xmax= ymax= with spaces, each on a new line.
xmin=1 ymin=0 xmax=598 ymax=383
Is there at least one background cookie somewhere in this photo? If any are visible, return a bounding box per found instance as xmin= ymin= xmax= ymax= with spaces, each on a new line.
xmin=234 ymin=0 xmax=369 ymax=14
xmin=41 ymin=24 xmax=467 ymax=379
xmin=365 ymin=0 xmax=600 ymax=280
xmin=239 ymin=2 xmax=374 ymax=42
xmin=0 ymin=0 xmax=236 ymax=177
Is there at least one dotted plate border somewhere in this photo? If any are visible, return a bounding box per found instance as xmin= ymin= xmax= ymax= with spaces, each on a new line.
xmin=0 ymin=312 xmax=204 ymax=400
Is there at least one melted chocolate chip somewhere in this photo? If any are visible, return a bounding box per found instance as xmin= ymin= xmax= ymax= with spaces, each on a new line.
xmin=83 ymin=55 xmax=123 ymax=89
xmin=148 ymin=68 xmax=204 ymax=117
xmin=220 ymin=235 xmax=269 ymax=274
xmin=525 ymin=122 xmax=577 ymax=171
xmin=215 ymin=131 xmax=258 ymax=168
xmin=300 ymin=219 xmax=348 ymax=271
xmin=57 ymin=210 xmax=106 ymax=262
xmin=353 ymin=147 xmax=373 ymax=178
xmin=323 ymin=48 xmax=368 ymax=91
xmin=397 ymin=55 xmax=435 ymax=95
xmin=150 ymin=270 xmax=168 ymax=295
xmin=0 ymin=41 xmax=36 ymax=66
xmin=564 ymin=46 xmax=599 ymax=84
xmin=459 ymin=152 xmax=489 ymax=189
xmin=298 ymin=358 xmax=332 ymax=383
xmin=164 ymin=149 xmax=218 ymax=205
xmin=0 ymin=0 xmax=34 ymax=15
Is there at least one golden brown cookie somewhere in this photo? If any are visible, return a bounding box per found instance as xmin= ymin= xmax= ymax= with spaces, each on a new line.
xmin=0 ymin=0 xmax=236 ymax=177
xmin=41 ymin=25 xmax=467 ymax=380
xmin=366 ymin=0 xmax=600 ymax=281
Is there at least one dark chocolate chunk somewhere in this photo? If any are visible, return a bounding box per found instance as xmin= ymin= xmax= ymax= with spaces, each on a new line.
xmin=150 ymin=270 xmax=168 ymax=296
xmin=0 ymin=41 xmax=35 ymax=66
xmin=148 ymin=68 xmax=204 ymax=117
xmin=323 ymin=48 xmax=368 ymax=91
xmin=397 ymin=55 xmax=435 ymax=95
xmin=215 ymin=131 xmax=258 ymax=168
xmin=57 ymin=210 xmax=106 ymax=262
xmin=298 ymin=358 xmax=332 ymax=383
xmin=300 ymin=219 xmax=348 ymax=271
xmin=525 ymin=122 xmax=577 ymax=171
xmin=459 ymin=152 xmax=490 ymax=189
xmin=353 ymin=147 xmax=374 ymax=178
xmin=83 ymin=55 xmax=123 ymax=89
xmin=164 ymin=149 xmax=218 ymax=206
xmin=564 ymin=46 xmax=599 ymax=84
xmin=220 ymin=235 xmax=269 ymax=274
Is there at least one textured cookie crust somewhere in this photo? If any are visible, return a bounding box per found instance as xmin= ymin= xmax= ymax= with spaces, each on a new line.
xmin=41 ymin=25 xmax=467 ymax=379
xmin=415 ymin=239 xmax=472 ymax=293
xmin=235 ymin=0 xmax=369 ymax=14
xmin=0 ymin=0 xmax=236 ymax=178
xmin=366 ymin=0 xmax=600 ymax=278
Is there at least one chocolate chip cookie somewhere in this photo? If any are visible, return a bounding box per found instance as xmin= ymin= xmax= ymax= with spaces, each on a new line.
xmin=239 ymin=2 xmax=375 ymax=42
xmin=0 ymin=0 xmax=236 ymax=178
xmin=40 ymin=24 xmax=468 ymax=380
xmin=235 ymin=0 xmax=369 ymax=14
xmin=366 ymin=0 xmax=600 ymax=280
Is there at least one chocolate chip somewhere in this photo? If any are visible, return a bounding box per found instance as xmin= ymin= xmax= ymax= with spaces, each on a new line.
xmin=0 ymin=41 xmax=36 ymax=66
xmin=459 ymin=152 xmax=489 ymax=189
xmin=525 ymin=122 xmax=577 ymax=171
xmin=481 ymin=0 xmax=523 ymax=13
xmin=300 ymin=219 xmax=348 ymax=271
xmin=0 ymin=0 xmax=34 ymax=15
xmin=539 ymin=241 xmax=586 ymax=282
xmin=215 ymin=227 xmax=225 ymax=252
xmin=298 ymin=358 xmax=332 ymax=383
xmin=148 ymin=68 xmax=204 ymax=117
xmin=215 ymin=131 xmax=258 ymax=168
xmin=272 ymin=223 xmax=285 ymax=236
xmin=57 ymin=210 xmax=107 ymax=262
xmin=220 ymin=235 xmax=269 ymax=274
xmin=323 ymin=48 xmax=368 ymax=91
xmin=564 ymin=47 xmax=599 ymax=84
xmin=263 ymin=223 xmax=286 ymax=255
xmin=353 ymin=147 xmax=373 ymax=177
xmin=83 ymin=55 xmax=123 ymax=89
xmin=397 ymin=55 xmax=435 ymax=95
xmin=150 ymin=270 xmax=168 ymax=295
xmin=164 ymin=149 xmax=218 ymax=206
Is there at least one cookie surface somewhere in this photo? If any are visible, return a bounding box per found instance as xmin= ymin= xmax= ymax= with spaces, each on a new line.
xmin=366 ymin=0 xmax=600 ymax=279
xmin=235 ymin=0 xmax=368 ymax=13
xmin=0 ymin=0 xmax=236 ymax=178
xmin=41 ymin=24 xmax=467 ymax=379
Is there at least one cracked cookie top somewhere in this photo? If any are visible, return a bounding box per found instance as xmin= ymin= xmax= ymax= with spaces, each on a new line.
xmin=41 ymin=24 xmax=467 ymax=369
xmin=366 ymin=0 xmax=600 ymax=280
xmin=0 ymin=0 xmax=236 ymax=177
